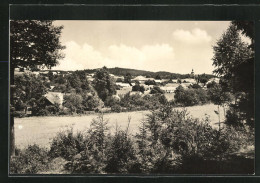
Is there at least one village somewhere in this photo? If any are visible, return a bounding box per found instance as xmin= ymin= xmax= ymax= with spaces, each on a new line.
xmin=14 ymin=67 xmax=219 ymax=114
xmin=10 ymin=19 xmax=254 ymax=175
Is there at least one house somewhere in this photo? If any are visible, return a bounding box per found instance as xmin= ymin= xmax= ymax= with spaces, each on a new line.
xmin=155 ymin=79 xmax=163 ymax=84
xmin=49 ymin=85 xmax=55 ymax=91
xmin=132 ymin=76 xmax=154 ymax=84
xmin=130 ymin=91 xmax=142 ymax=96
xmin=40 ymin=71 xmax=49 ymax=75
xmin=116 ymin=82 xmax=131 ymax=87
xmin=160 ymin=86 xmax=176 ymax=93
xmin=44 ymin=92 xmax=64 ymax=108
xmin=182 ymin=78 xmax=196 ymax=84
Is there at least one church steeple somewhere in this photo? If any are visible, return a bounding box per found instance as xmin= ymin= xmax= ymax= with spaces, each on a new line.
xmin=190 ymin=69 xmax=194 ymax=78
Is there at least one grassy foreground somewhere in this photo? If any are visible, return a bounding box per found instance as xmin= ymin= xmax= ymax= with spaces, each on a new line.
xmin=11 ymin=106 xmax=254 ymax=174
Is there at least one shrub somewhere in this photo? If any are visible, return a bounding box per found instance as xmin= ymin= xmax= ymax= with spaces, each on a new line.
xmin=150 ymin=86 xmax=164 ymax=94
xmin=207 ymin=81 xmax=218 ymax=88
xmin=144 ymin=105 xmax=233 ymax=165
xmin=66 ymin=115 xmax=110 ymax=173
xmin=111 ymin=104 xmax=121 ymax=113
xmin=145 ymin=80 xmax=156 ymax=86
xmin=49 ymin=129 xmax=86 ymax=161
xmin=46 ymin=104 xmax=60 ymax=114
xmin=195 ymin=88 xmax=209 ymax=104
xmin=10 ymin=145 xmax=49 ymax=174
xmin=132 ymin=83 xmax=145 ymax=93
xmin=175 ymin=86 xmax=209 ymax=106
xmin=63 ymin=94 xmax=84 ymax=114
xmin=190 ymin=83 xmax=201 ymax=89
xmin=105 ymin=130 xmax=138 ymax=173
xmin=225 ymin=107 xmax=244 ymax=127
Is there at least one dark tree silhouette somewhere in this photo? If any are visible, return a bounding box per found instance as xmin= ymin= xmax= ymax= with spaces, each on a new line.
xmin=212 ymin=22 xmax=254 ymax=127
xmin=10 ymin=20 xmax=65 ymax=156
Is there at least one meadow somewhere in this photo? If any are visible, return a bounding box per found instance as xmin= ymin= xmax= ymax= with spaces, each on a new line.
xmin=15 ymin=104 xmax=225 ymax=149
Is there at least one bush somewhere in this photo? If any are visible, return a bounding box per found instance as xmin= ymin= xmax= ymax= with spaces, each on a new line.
xmin=49 ymin=129 xmax=86 ymax=161
xmin=150 ymin=86 xmax=164 ymax=94
xmin=195 ymin=88 xmax=209 ymax=104
xmin=132 ymin=84 xmax=145 ymax=93
xmin=175 ymin=86 xmax=209 ymax=106
xmin=10 ymin=145 xmax=49 ymax=174
xmin=105 ymin=130 xmax=138 ymax=173
xmin=111 ymin=104 xmax=121 ymax=113
xmin=225 ymin=107 xmax=243 ymax=127
xmin=46 ymin=104 xmax=60 ymax=114
xmin=190 ymin=83 xmax=201 ymax=89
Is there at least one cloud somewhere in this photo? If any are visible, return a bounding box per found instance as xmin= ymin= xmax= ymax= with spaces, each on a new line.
xmin=53 ymin=40 xmax=214 ymax=74
xmin=53 ymin=41 xmax=175 ymax=72
xmin=172 ymin=28 xmax=212 ymax=44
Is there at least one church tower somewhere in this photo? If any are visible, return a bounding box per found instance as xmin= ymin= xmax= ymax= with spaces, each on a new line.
xmin=190 ymin=69 xmax=194 ymax=78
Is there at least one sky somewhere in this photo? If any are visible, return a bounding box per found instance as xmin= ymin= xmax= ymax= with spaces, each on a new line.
xmin=52 ymin=21 xmax=231 ymax=74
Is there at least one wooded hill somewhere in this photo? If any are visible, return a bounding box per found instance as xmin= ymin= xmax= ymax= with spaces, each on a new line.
xmin=83 ymin=67 xmax=215 ymax=79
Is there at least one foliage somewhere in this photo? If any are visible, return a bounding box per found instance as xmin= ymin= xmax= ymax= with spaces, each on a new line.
xmin=82 ymin=93 xmax=103 ymax=111
xmin=206 ymin=81 xmax=218 ymax=88
xmin=145 ymin=79 xmax=156 ymax=85
xmin=11 ymin=107 xmax=254 ymax=174
xmin=124 ymin=73 xmax=132 ymax=85
xmin=150 ymin=86 xmax=164 ymax=94
xmin=155 ymin=74 xmax=161 ymax=80
xmin=189 ymin=83 xmax=201 ymax=89
xmin=10 ymin=20 xmax=65 ymax=72
xmin=207 ymin=84 xmax=233 ymax=106
xmin=105 ymin=130 xmax=138 ymax=173
xmin=93 ymin=67 xmax=117 ymax=101
xmin=49 ymin=129 xmax=86 ymax=161
xmin=13 ymin=74 xmax=52 ymax=115
xmin=174 ymin=85 xmax=208 ymax=106
xmin=212 ymin=22 xmax=254 ymax=127
xmin=10 ymin=20 xmax=65 ymax=155
xmin=10 ymin=145 xmax=49 ymax=174
xmin=111 ymin=104 xmax=122 ymax=113
xmin=132 ymin=82 xmax=145 ymax=93
xmin=197 ymin=74 xmax=209 ymax=86
xmin=63 ymin=94 xmax=84 ymax=114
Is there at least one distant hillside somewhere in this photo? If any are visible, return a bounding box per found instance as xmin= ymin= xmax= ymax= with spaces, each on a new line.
xmin=83 ymin=67 xmax=215 ymax=79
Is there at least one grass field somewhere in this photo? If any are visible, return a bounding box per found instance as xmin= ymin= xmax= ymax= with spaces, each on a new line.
xmin=14 ymin=104 xmax=225 ymax=149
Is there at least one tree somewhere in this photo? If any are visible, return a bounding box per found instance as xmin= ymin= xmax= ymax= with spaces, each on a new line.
xmin=177 ymin=78 xmax=182 ymax=84
xmin=207 ymin=84 xmax=233 ymax=129
xmin=124 ymin=73 xmax=132 ymax=86
xmin=198 ymin=74 xmax=209 ymax=86
xmin=150 ymin=86 xmax=164 ymax=94
xmin=63 ymin=94 xmax=83 ymax=114
xmin=144 ymin=79 xmax=156 ymax=86
xmin=212 ymin=22 xmax=254 ymax=127
xmin=10 ymin=20 xmax=65 ymax=156
xmin=206 ymin=81 xmax=218 ymax=89
xmin=132 ymin=82 xmax=145 ymax=93
xmin=155 ymin=74 xmax=161 ymax=80
xmin=93 ymin=67 xmax=116 ymax=102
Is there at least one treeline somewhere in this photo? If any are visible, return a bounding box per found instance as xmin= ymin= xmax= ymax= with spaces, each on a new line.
xmin=83 ymin=67 xmax=215 ymax=79
xmin=11 ymin=106 xmax=254 ymax=174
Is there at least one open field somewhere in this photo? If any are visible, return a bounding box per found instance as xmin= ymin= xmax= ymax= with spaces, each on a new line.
xmin=14 ymin=104 xmax=225 ymax=149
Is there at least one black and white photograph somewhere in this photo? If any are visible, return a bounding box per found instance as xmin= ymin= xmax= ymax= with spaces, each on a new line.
xmin=9 ymin=20 xmax=255 ymax=174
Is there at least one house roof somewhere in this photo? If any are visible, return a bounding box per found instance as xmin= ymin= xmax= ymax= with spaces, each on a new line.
xmin=44 ymin=92 xmax=63 ymax=105
xmin=133 ymin=76 xmax=147 ymax=81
